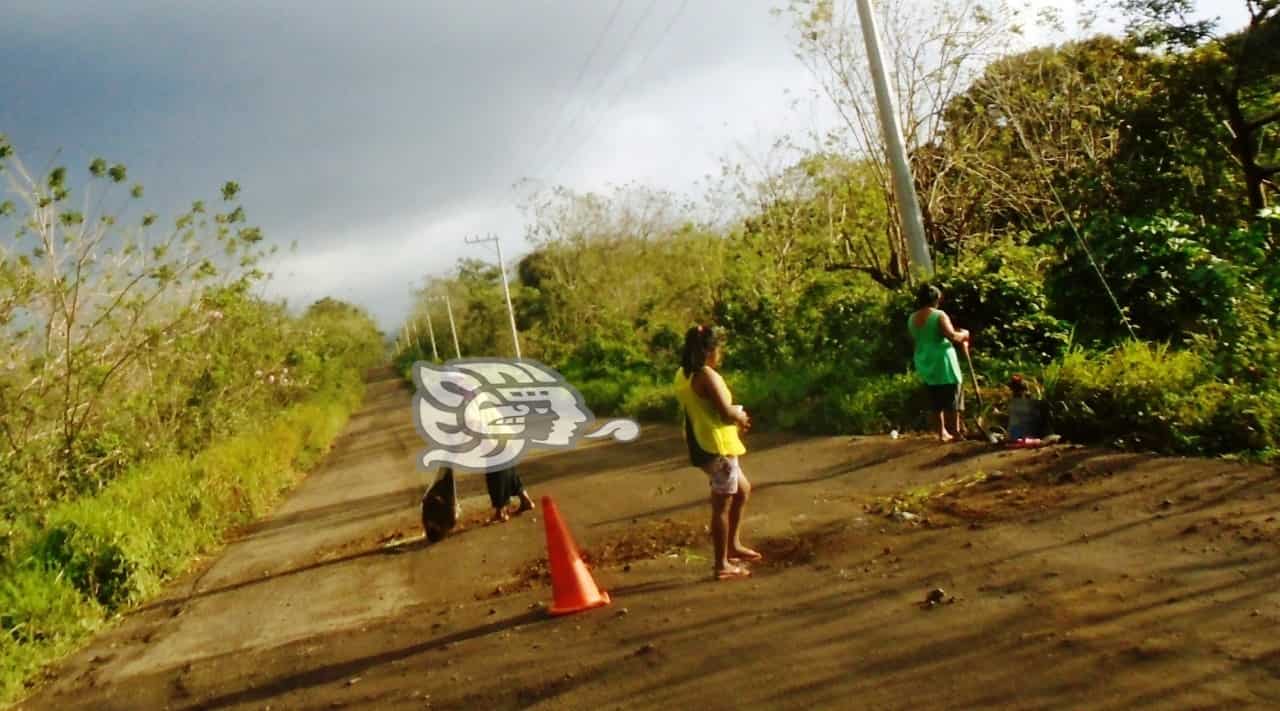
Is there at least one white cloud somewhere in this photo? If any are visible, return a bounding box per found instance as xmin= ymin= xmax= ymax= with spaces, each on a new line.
xmin=264 ymin=201 xmax=526 ymax=330
xmin=5 ymin=0 xmax=1248 ymax=337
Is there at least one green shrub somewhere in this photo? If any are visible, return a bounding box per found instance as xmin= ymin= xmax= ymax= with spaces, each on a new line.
xmin=561 ymin=336 xmax=654 ymax=381
xmin=1044 ymin=214 xmax=1263 ymax=347
xmin=1042 ymin=341 xmax=1279 ymax=454
xmin=0 ymin=564 xmax=102 ymax=646
xmin=0 ymin=376 xmax=363 ymax=705
xmin=621 ymin=382 xmax=679 ymax=423
xmin=830 ymin=374 xmax=930 ymax=434
xmin=712 ymin=292 xmax=797 ymax=371
xmin=795 ymin=276 xmax=899 ymax=369
xmin=574 ymin=378 xmax=632 ymax=417
xmin=0 ymin=563 xmax=102 ymax=698
xmin=729 ymin=368 xmax=818 ymax=431
xmin=885 ymin=244 xmax=1071 ymax=366
xmin=1045 ymin=341 xmax=1203 ymax=447
xmin=726 ymin=366 xmax=925 ymax=435
xmin=393 ymin=342 xmax=434 ymax=379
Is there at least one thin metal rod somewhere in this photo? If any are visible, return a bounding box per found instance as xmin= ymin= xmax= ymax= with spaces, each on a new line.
xmin=493 ymin=235 xmax=522 ymax=359
xmin=464 ymin=233 xmax=523 ymax=359
xmin=443 ymin=293 xmax=462 ymax=359
xmin=424 ymin=309 xmax=439 ymax=361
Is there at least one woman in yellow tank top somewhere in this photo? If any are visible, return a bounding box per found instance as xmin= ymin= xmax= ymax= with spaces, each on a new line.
xmin=673 ymin=324 xmax=760 ymax=581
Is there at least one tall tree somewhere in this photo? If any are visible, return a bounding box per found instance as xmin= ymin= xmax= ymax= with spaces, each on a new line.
xmin=927 ymin=35 xmax=1181 ymax=239
xmin=514 ymin=182 xmax=721 ymax=362
xmin=1122 ymin=0 xmax=1280 ymax=215
xmin=783 ymin=0 xmax=1036 ymax=285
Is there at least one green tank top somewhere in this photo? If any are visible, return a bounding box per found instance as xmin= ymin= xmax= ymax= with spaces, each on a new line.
xmin=673 ymin=368 xmax=746 ymax=457
xmin=907 ymin=309 xmax=963 ymax=386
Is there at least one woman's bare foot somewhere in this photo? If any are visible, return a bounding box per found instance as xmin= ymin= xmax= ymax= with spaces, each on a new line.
xmin=728 ymin=546 xmax=763 ymax=563
xmin=515 ymin=492 xmax=535 ymax=514
xmin=940 ymin=432 xmax=955 ymax=443
xmin=490 ymin=508 xmax=510 ymax=524
xmin=714 ymin=564 xmax=752 ymax=581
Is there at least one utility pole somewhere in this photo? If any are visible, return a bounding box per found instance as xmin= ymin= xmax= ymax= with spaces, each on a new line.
xmin=435 ymin=294 xmax=462 ymax=359
xmin=423 ymin=309 xmax=439 ymax=361
xmin=464 ymin=233 xmax=522 ymax=359
xmin=855 ymin=0 xmax=934 ymax=279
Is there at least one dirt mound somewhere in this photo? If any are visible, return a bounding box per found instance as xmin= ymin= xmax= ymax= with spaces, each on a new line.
xmin=1185 ymin=513 xmax=1280 ymax=546
xmin=499 ymin=518 xmax=704 ymax=594
xmin=755 ymin=521 xmax=858 ymax=568
xmin=496 ymin=515 xmax=865 ymax=594
xmin=859 ymin=445 xmax=1139 ymax=524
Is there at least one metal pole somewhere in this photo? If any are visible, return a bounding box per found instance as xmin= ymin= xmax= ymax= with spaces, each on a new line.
xmin=443 ymin=294 xmax=462 ymax=359
xmin=855 ymin=0 xmax=934 ymax=279
xmin=465 ymin=233 xmax=522 ymax=359
xmin=492 ymin=234 xmax=522 ymax=359
xmin=424 ymin=309 xmax=439 ymax=361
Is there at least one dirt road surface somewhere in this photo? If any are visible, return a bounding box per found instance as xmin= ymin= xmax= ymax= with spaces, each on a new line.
xmin=17 ymin=367 xmax=1280 ymax=709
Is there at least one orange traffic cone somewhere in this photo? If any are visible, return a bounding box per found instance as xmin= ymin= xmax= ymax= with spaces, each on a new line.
xmin=541 ymin=496 xmax=610 ymax=616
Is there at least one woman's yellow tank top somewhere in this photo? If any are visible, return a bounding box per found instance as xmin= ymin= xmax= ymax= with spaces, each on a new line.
xmin=673 ymin=368 xmax=746 ymax=457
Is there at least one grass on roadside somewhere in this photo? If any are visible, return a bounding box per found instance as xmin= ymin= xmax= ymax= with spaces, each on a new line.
xmin=0 ymin=373 xmax=364 ymax=706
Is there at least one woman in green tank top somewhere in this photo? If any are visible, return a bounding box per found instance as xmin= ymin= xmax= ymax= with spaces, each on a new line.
xmin=907 ymin=285 xmax=970 ymax=442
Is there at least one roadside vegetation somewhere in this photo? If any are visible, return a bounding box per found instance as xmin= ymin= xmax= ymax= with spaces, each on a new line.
xmin=0 ymin=138 xmax=383 ymax=702
xmin=394 ymin=0 xmax=1279 ymax=460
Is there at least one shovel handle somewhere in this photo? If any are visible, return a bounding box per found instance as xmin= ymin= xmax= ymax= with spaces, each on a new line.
xmin=959 ymin=339 xmax=991 ymax=441
xmin=962 ymin=341 xmax=983 ymax=404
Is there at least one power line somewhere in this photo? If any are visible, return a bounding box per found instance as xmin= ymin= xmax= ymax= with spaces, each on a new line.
xmin=512 ymin=0 xmax=626 ymax=187
xmin=995 ymin=89 xmax=1136 ymax=340
xmin=548 ymin=0 xmax=690 ymax=185
xmin=531 ymin=0 xmax=661 ymax=183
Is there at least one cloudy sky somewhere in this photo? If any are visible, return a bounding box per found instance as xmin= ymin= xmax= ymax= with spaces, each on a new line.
xmin=1 ymin=1 xmax=1249 ymax=333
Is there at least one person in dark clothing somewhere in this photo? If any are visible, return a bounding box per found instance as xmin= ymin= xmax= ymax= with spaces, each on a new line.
xmin=444 ymin=373 xmax=537 ymax=524
xmin=422 ymin=467 xmax=460 ymax=543
xmin=486 ymin=467 xmax=535 ymax=523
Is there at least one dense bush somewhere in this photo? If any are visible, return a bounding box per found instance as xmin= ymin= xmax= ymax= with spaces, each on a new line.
xmin=916 ymin=248 xmax=1072 ymax=365
xmin=562 ymin=358 xmax=931 ymax=439
xmin=621 ymin=381 xmax=680 ymax=423
xmin=574 ymin=375 xmax=647 ymax=417
xmin=1044 ymin=214 xmax=1264 ymax=347
xmin=1044 ymin=341 xmax=1277 ymax=455
xmin=0 ymin=377 xmax=363 ymax=702
xmin=712 ymin=290 xmax=798 ymax=371
xmin=0 ymin=564 xmax=100 ymax=697
xmin=0 ymin=139 xmax=384 ymax=704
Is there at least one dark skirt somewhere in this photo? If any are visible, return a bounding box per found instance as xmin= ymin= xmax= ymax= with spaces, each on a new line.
xmin=485 ymin=467 xmax=525 ymax=509
xmin=926 ymin=383 xmax=964 ymax=412
xmin=422 ymin=468 xmax=459 ymax=542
